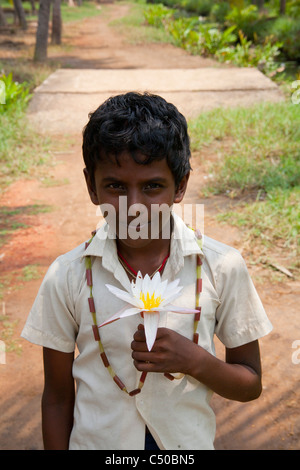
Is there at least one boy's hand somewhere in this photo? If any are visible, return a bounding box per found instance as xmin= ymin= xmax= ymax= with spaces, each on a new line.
xmin=131 ymin=324 xmax=196 ymax=375
xmin=131 ymin=324 xmax=263 ymax=403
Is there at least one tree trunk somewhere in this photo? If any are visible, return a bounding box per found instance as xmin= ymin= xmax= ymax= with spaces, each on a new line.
xmin=13 ymin=0 xmax=27 ymax=30
xmin=30 ymin=0 xmax=37 ymax=15
xmin=51 ymin=0 xmax=62 ymax=45
xmin=257 ymin=0 xmax=264 ymax=10
xmin=279 ymin=0 xmax=286 ymax=15
xmin=34 ymin=0 xmax=52 ymax=62
xmin=252 ymin=0 xmax=264 ymax=9
xmin=0 ymin=6 xmax=7 ymax=27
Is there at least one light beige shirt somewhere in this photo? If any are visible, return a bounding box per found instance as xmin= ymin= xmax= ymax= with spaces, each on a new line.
xmin=21 ymin=214 xmax=272 ymax=450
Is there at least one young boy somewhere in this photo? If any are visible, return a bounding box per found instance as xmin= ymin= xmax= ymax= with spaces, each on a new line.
xmin=21 ymin=92 xmax=272 ymax=450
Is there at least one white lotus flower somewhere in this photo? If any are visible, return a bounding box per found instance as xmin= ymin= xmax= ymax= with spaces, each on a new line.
xmin=100 ymin=271 xmax=199 ymax=351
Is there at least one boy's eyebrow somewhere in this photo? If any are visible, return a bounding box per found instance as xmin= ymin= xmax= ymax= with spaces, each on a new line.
xmin=101 ymin=176 xmax=169 ymax=183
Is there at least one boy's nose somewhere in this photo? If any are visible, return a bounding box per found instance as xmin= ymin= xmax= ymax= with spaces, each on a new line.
xmin=126 ymin=188 xmax=144 ymax=208
xmin=125 ymin=189 xmax=148 ymax=224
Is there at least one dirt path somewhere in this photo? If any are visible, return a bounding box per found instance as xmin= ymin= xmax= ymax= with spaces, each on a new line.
xmin=0 ymin=3 xmax=299 ymax=450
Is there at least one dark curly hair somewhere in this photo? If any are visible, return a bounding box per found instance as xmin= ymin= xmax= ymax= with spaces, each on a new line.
xmin=82 ymin=92 xmax=191 ymax=188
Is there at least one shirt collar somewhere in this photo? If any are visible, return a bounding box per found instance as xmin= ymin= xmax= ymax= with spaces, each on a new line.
xmin=82 ymin=212 xmax=203 ymax=285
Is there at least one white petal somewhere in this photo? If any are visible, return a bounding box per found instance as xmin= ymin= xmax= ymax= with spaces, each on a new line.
xmin=160 ymin=286 xmax=183 ymax=306
xmin=157 ymin=278 xmax=179 ymax=300
xmin=142 ymin=273 xmax=152 ymax=296
xmin=159 ymin=305 xmax=199 ymax=314
xmin=99 ymin=307 xmax=142 ymax=327
xmin=156 ymin=278 xmax=169 ymax=297
xmin=105 ymin=284 xmax=140 ymax=307
xmin=143 ymin=311 xmax=160 ymax=351
xmin=166 ymin=278 xmax=181 ymax=292
xmin=133 ymin=272 xmax=143 ymax=293
xmin=150 ymin=271 xmax=162 ymax=295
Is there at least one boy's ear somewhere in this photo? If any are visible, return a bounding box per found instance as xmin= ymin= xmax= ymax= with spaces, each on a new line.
xmin=173 ymin=173 xmax=190 ymax=204
xmin=83 ymin=168 xmax=99 ymax=205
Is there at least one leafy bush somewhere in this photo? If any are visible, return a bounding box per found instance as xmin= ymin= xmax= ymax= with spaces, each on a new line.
xmin=256 ymin=16 xmax=300 ymax=62
xmin=0 ymin=73 xmax=31 ymax=113
xmin=181 ymin=0 xmax=213 ymax=16
xmin=163 ymin=15 xmax=237 ymax=55
xmin=225 ymin=4 xmax=259 ymax=38
xmin=197 ymin=24 xmax=237 ymax=56
xmin=143 ymin=0 xmax=299 ymax=77
xmin=216 ymin=31 xmax=283 ymax=76
xmin=286 ymin=0 xmax=300 ymax=18
xmin=210 ymin=2 xmax=231 ymax=23
xmin=150 ymin=0 xmax=214 ymax=15
xmin=165 ymin=16 xmax=198 ymax=48
xmin=144 ymin=3 xmax=175 ymax=28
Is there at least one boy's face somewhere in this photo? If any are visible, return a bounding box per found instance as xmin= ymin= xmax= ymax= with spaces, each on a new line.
xmin=84 ymin=152 xmax=189 ymax=248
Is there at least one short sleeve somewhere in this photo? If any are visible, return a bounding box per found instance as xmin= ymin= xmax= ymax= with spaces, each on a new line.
xmin=214 ymin=249 xmax=272 ymax=348
xmin=21 ymin=256 xmax=78 ymax=352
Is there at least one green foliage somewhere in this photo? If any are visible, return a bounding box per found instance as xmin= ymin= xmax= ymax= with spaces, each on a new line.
xmin=149 ymin=0 xmax=214 ymax=15
xmin=210 ymin=2 xmax=231 ymax=23
xmin=216 ymin=31 xmax=283 ymax=76
xmin=189 ymin=101 xmax=300 ymax=264
xmin=196 ymin=24 xmax=237 ymax=56
xmin=256 ymin=16 xmax=300 ymax=61
xmin=165 ymin=16 xmax=199 ymax=48
xmin=0 ymin=73 xmax=31 ymax=113
xmin=225 ymin=4 xmax=259 ymax=38
xmin=144 ymin=0 xmax=300 ymax=75
xmin=145 ymin=10 xmax=237 ymax=56
xmin=0 ymin=205 xmax=52 ymax=247
xmin=190 ymin=102 xmax=300 ymax=194
xmin=181 ymin=0 xmax=212 ymax=15
xmin=0 ymin=67 xmax=56 ymax=189
xmin=218 ymin=187 xmax=300 ymax=257
xmin=60 ymin=1 xmax=103 ymax=22
xmin=286 ymin=0 xmax=300 ymax=18
xmin=0 ymin=107 xmax=51 ymax=185
xmin=144 ymin=3 xmax=175 ymax=28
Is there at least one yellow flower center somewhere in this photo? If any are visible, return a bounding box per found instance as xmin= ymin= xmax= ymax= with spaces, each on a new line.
xmin=140 ymin=291 xmax=163 ymax=310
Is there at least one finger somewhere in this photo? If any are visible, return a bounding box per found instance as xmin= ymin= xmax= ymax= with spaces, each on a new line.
xmin=131 ymin=340 xmax=148 ymax=352
xmin=133 ymin=325 xmax=146 ymax=342
xmin=133 ymin=360 xmax=155 ymax=372
xmin=132 ymin=350 xmax=154 ymax=363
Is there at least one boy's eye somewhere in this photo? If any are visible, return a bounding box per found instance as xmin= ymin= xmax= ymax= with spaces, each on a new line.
xmin=107 ymin=183 xmax=125 ymax=190
xmin=144 ymin=183 xmax=162 ymax=190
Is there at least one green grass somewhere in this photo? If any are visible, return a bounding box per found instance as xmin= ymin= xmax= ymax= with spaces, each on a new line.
xmin=110 ymin=0 xmax=174 ymax=45
xmin=0 ymin=315 xmax=22 ymax=354
xmin=60 ymin=1 xmax=103 ymax=23
xmin=218 ymin=187 xmax=299 ymax=256
xmin=0 ymin=107 xmax=52 ymax=188
xmin=19 ymin=264 xmax=41 ymax=281
xmin=189 ymin=102 xmax=299 ymax=193
xmin=1 ymin=0 xmax=103 ymax=24
xmin=189 ymin=101 xmax=300 ymax=271
xmin=0 ymin=204 xmax=53 ymax=247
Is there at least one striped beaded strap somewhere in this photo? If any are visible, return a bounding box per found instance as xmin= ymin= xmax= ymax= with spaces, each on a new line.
xmin=85 ymin=227 xmax=202 ymax=394
xmin=194 ymin=228 xmax=203 ymax=344
xmin=163 ymin=228 xmax=202 ymax=381
xmin=85 ymin=234 xmax=147 ymax=396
